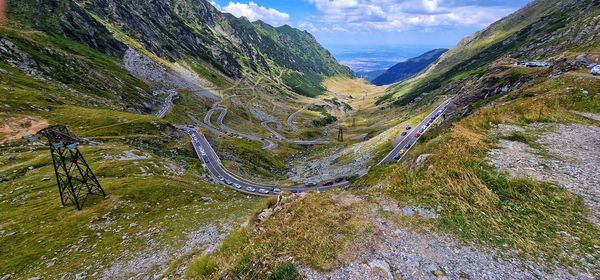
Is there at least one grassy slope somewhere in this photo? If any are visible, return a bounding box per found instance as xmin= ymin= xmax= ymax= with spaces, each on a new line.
xmin=0 ymin=26 xmax=270 ymax=279
xmin=184 ymin=63 xmax=600 ymax=278
xmin=380 ymin=0 xmax=599 ymax=106
xmin=360 ymin=70 xmax=600 ymax=268
xmin=186 ymin=192 xmax=376 ymax=279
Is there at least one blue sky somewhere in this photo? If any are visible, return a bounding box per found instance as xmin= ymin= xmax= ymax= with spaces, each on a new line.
xmin=210 ymin=0 xmax=531 ymax=49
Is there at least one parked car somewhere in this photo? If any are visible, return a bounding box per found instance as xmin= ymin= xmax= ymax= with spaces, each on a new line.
xmin=335 ymin=177 xmax=345 ymax=183
xmin=305 ymin=182 xmax=317 ymax=187
xmin=273 ymin=188 xmax=282 ymax=194
xmin=258 ymin=189 xmax=270 ymax=194
xmin=406 ymin=126 xmax=412 ymax=130
xmin=323 ymin=181 xmax=334 ymax=186
xmin=246 ymin=186 xmax=256 ymax=192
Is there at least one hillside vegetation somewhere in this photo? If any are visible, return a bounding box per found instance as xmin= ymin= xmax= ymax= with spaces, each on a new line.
xmin=379 ymin=0 xmax=600 ymax=106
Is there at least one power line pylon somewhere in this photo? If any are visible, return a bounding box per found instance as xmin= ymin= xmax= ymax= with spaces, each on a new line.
xmin=337 ymin=126 xmax=344 ymax=142
xmin=38 ymin=125 xmax=106 ymax=210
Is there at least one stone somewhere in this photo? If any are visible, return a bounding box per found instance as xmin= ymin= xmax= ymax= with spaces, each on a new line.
xmin=75 ymin=271 xmax=87 ymax=280
xmin=199 ymin=197 xmax=212 ymax=203
xmin=28 ymin=166 xmax=34 ymax=170
xmin=1 ymin=274 xmax=12 ymax=280
xmin=257 ymin=208 xmax=273 ymax=222
xmin=415 ymin=154 xmax=432 ymax=167
xmin=40 ymin=177 xmax=51 ymax=182
xmin=368 ymin=259 xmax=393 ymax=280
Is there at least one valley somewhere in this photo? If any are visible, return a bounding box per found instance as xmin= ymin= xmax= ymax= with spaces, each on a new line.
xmin=1 ymin=0 xmax=600 ymax=279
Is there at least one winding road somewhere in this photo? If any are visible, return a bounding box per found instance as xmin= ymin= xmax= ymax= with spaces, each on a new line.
xmin=155 ymin=91 xmax=178 ymax=118
xmin=180 ymin=126 xmax=350 ymax=196
xmin=179 ymin=98 xmax=451 ymax=196
xmin=204 ymin=107 xmax=277 ymax=149
xmin=261 ymin=120 xmax=330 ymax=146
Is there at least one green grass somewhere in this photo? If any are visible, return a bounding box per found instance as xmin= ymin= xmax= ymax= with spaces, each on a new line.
xmin=186 ymin=192 xmax=376 ymax=277
xmin=0 ymin=136 xmax=266 ymax=279
xmin=358 ymin=73 xmax=600 ymax=271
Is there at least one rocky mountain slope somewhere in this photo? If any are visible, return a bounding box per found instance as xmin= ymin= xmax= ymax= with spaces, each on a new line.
xmin=6 ymin=0 xmax=352 ymax=99
xmin=372 ymin=48 xmax=447 ymax=86
xmin=380 ymin=0 xmax=600 ymax=106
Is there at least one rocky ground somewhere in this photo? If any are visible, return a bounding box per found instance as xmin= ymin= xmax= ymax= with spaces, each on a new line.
xmin=488 ymin=122 xmax=600 ymax=226
xmin=101 ymin=223 xmax=232 ymax=280
xmin=299 ymin=197 xmax=594 ymax=280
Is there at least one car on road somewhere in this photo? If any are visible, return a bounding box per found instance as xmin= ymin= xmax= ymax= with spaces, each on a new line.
xmin=323 ymin=181 xmax=334 ymax=186
xmin=246 ymin=187 xmax=256 ymax=192
xmin=401 ymin=132 xmax=408 ymax=136
xmin=415 ymin=133 xmax=421 ymax=137
xmin=218 ymin=176 xmax=225 ymax=181
xmin=406 ymin=126 xmax=412 ymax=130
xmin=335 ymin=177 xmax=345 ymax=183
xmin=187 ymin=125 xmax=195 ymax=129
xmin=273 ymin=188 xmax=282 ymax=194
xmin=258 ymin=189 xmax=270 ymax=194
xmin=393 ymin=154 xmax=401 ymax=160
xmin=202 ymin=155 xmax=210 ymax=162
xmin=405 ymin=143 xmax=412 ymax=149
xmin=305 ymin=182 xmax=317 ymax=187
xmin=233 ymin=183 xmax=242 ymax=189
xmin=225 ymin=179 xmax=233 ymax=185
xmin=291 ymin=189 xmax=301 ymax=193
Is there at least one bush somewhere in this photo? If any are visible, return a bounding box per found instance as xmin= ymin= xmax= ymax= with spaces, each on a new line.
xmin=185 ymin=255 xmax=217 ymax=279
xmin=268 ymin=261 xmax=301 ymax=280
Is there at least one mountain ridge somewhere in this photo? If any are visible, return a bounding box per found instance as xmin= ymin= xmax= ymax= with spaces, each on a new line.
xmin=372 ymin=48 xmax=448 ymax=86
xmin=6 ymin=0 xmax=353 ymax=98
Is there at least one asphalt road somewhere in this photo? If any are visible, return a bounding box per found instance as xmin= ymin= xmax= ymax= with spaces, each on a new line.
xmin=378 ymin=99 xmax=453 ymax=165
xmin=180 ymin=126 xmax=350 ymax=196
xmin=155 ymin=91 xmax=178 ymax=118
xmin=261 ymin=120 xmax=330 ymax=146
xmin=204 ymin=107 xmax=277 ymax=149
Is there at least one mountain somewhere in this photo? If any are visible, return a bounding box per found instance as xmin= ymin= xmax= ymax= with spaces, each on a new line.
xmin=371 ymin=48 xmax=447 ymax=86
xmin=356 ymin=70 xmax=386 ymax=82
xmin=5 ymin=0 xmax=353 ymax=100
xmin=379 ymin=0 xmax=600 ymax=106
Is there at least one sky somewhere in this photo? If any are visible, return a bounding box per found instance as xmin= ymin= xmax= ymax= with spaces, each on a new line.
xmin=209 ymin=0 xmax=531 ymax=49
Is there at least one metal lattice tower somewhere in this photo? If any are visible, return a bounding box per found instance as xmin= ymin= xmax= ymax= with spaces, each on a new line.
xmin=38 ymin=125 xmax=106 ymax=210
xmin=337 ymin=126 xmax=344 ymax=142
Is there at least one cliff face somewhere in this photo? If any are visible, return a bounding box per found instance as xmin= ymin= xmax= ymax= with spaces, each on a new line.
xmin=6 ymin=0 xmax=353 ymax=97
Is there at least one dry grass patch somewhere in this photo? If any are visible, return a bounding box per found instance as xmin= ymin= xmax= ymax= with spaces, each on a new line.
xmin=186 ymin=192 xmax=377 ymax=279
xmin=358 ymin=74 xmax=600 ymax=270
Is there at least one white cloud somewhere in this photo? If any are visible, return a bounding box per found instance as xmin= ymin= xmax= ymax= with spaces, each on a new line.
xmin=217 ymin=2 xmax=290 ymax=26
xmin=305 ymin=0 xmax=525 ymax=33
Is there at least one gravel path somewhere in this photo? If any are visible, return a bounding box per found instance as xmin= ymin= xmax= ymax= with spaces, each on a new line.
xmin=300 ymin=197 xmax=594 ymax=280
xmin=488 ymin=123 xmax=600 ymax=226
